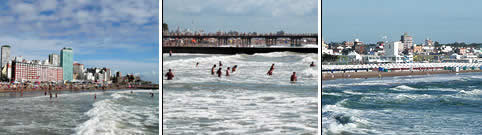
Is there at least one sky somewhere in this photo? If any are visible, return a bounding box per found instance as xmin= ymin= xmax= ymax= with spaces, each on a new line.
xmin=163 ymin=0 xmax=318 ymax=33
xmin=0 ymin=0 xmax=159 ymax=83
xmin=322 ymin=0 xmax=482 ymax=44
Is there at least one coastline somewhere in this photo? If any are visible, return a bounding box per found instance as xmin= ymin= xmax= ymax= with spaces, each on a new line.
xmin=0 ymin=85 xmax=159 ymax=93
xmin=322 ymin=70 xmax=482 ymax=81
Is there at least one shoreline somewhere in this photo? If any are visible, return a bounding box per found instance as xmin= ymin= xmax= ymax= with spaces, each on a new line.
xmin=322 ymin=70 xmax=482 ymax=81
xmin=0 ymin=85 xmax=159 ymax=93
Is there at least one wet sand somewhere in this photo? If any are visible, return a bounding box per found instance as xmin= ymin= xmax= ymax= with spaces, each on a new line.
xmin=322 ymin=70 xmax=482 ymax=80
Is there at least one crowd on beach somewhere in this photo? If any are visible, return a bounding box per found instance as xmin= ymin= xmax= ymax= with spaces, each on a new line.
xmin=165 ymin=52 xmax=316 ymax=82
xmin=322 ymin=63 xmax=482 ymax=80
xmin=0 ymin=82 xmax=157 ymax=99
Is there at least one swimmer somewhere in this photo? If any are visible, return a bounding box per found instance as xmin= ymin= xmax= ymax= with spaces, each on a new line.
xmin=219 ymin=61 xmax=223 ymax=67
xmin=267 ymin=64 xmax=275 ymax=76
xmin=196 ymin=62 xmax=199 ymax=67
xmin=232 ymin=65 xmax=238 ymax=72
xmin=226 ymin=67 xmax=230 ymax=76
xmin=290 ymin=72 xmax=297 ymax=82
xmin=216 ymin=67 xmax=222 ymax=77
xmin=165 ymin=69 xmax=174 ymax=80
xmin=310 ymin=61 xmax=315 ymax=67
xmin=151 ymin=92 xmax=154 ymax=97
xmin=211 ymin=65 xmax=217 ymax=75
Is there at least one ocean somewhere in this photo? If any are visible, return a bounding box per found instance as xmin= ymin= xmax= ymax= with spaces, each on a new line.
xmin=322 ymin=72 xmax=482 ymax=135
xmin=0 ymin=89 xmax=159 ymax=135
xmin=162 ymin=52 xmax=318 ymax=134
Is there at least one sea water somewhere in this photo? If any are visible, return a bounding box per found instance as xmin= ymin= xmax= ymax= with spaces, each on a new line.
xmin=163 ymin=52 xmax=318 ymax=134
xmin=0 ymin=89 xmax=159 ymax=135
xmin=322 ymin=73 xmax=482 ymax=135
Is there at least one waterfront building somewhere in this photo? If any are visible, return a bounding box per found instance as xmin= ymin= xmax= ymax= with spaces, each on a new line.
xmin=401 ymin=32 xmax=413 ymax=51
xmin=425 ymin=38 xmax=433 ymax=46
xmin=73 ymin=63 xmax=85 ymax=80
xmin=383 ymin=41 xmax=413 ymax=63
xmin=12 ymin=61 xmax=63 ymax=82
xmin=60 ymin=47 xmax=73 ymax=81
xmin=49 ymin=54 xmax=60 ymax=66
xmin=1 ymin=45 xmax=10 ymax=69
xmin=103 ymin=68 xmax=111 ymax=81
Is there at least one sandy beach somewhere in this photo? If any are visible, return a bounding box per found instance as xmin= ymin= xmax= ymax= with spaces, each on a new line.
xmin=322 ymin=70 xmax=482 ymax=80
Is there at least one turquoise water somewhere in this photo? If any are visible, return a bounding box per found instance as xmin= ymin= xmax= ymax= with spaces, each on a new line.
xmin=0 ymin=90 xmax=159 ymax=135
xmin=322 ymin=73 xmax=482 ymax=134
xmin=163 ymin=52 xmax=318 ymax=134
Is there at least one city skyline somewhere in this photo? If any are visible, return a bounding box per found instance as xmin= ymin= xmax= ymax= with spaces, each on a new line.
xmin=322 ymin=0 xmax=482 ymax=44
xmin=163 ymin=0 xmax=318 ymax=33
xmin=0 ymin=0 xmax=159 ymax=83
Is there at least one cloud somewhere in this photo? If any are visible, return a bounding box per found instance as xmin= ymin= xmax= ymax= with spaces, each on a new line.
xmin=165 ymin=0 xmax=317 ymax=17
xmin=163 ymin=0 xmax=317 ymax=33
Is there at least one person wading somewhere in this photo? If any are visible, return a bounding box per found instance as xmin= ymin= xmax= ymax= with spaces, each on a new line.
xmin=290 ymin=72 xmax=297 ymax=82
xmin=267 ymin=64 xmax=275 ymax=76
xmin=165 ymin=69 xmax=174 ymax=80
xmin=216 ymin=68 xmax=222 ymax=77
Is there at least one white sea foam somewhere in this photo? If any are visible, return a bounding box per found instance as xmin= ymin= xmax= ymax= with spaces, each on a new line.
xmin=322 ymin=100 xmax=381 ymax=134
xmin=75 ymin=91 xmax=158 ymax=135
xmin=390 ymin=85 xmax=418 ymax=91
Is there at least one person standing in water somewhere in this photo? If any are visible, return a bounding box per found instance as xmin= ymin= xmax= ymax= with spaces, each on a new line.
xmin=169 ymin=50 xmax=172 ymax=56
xmin=232 ymin=65 xmax=238 ymax=72
xmin=216 ymin=67 xmax=222 ymax=77
xmin=310 ymin=61 xmax=315 ymax=67
xmin=267 ymin=64 xmax=275 ymax=76
xmin=290 ymin=72 xmax=297 ymax=82
xmin=196 ymin=62 xmax=199 ymax=67
xmin=219 ymin=61 xmax=223 ymax=67
xmin=226 ymin=67 xmax=230 ymax=76
xmin=165 ymin=69 xmax=174 ymax=80
xmin=211 ymin=65 xmax=217 ymax=75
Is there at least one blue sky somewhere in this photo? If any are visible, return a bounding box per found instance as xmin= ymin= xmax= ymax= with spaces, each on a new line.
xmin=0 ymin=0 xmax=159 ymax=83
xmin=163 ymin=0 xmax=318 ymax=33
xmin=322 ymin=0 xmax=482 ymax=44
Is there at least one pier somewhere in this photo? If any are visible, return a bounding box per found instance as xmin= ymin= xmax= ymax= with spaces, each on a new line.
xmin=162 ymin=33 xmax=318 ymax=46
xmin=163 ymin=46 xmax=317 ymax=54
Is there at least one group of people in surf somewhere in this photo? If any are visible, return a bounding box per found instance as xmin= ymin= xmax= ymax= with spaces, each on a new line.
xmin=164 ymin=56 xmax=317 ymax=82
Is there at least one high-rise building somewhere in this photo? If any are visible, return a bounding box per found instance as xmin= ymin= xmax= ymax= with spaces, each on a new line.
xmin=103 ymin=68 xmax=111 ymax=81
xmin=1 ymin=45 xmax=11 ymax=69
xmin=60 ymin=47 xmax=73 ymax=81
xmin=73 ymin=63 xmax=84 ymax=80
xmin=400 ymin=32 xmax=413 ymax=50
xmin=49 ymin=54 xmax=60 ymax=66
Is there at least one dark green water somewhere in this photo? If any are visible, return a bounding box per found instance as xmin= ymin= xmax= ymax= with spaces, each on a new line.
xmin=322 ymin=72 xmax=482 ymax=135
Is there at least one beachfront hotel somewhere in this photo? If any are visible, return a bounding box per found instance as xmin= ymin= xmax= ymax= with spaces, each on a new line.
xmin=61 ymin=47 xmax=74 ymax=81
